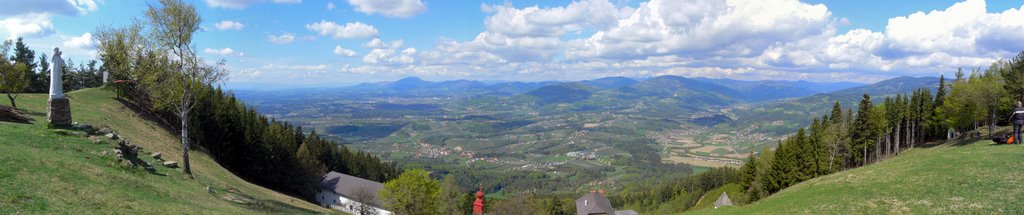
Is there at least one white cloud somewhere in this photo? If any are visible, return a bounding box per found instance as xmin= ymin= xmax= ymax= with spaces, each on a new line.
xmin=69 ymin=0 xmax=100 ymax=14
xmin=327 ymin=2 xmax=336 ymax=10
xmin=206 ymin=0 xmax=301 ymax=9
xmin=215 ymin=20 xmax=245 ymax=30
xmin=305 ymin=21 xmax=379 ymax=39
xmin=267 ymin=33 xmax=296 ymax=44
xmin=334 ymin=45 xmax=357 ymax=57
xmin=752 ymin=0 xmax=1024 ymax=75
xmin=482 ymin=0 xmax=622 ymax=37
xmin=364 ymin=46 xmax=416 ymax=65
xmin=882 ymin=0 xmax=1024 ymax=57
xmin=204 ymin=47 xmax=235 ymax=55
xmin=364 ymin=38 xmax=403 ymax=49
xmin=346 ymin=0 xmax=427 ymax=18
xmin=62 ymin=32 xmax=96 ymax=49
xmin=566 ymin=0 xmax=831 ymax=60
xmin=0 ymin=13 xmax=54 ymax=38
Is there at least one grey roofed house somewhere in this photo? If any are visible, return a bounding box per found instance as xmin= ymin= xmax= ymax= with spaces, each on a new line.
xmin=576 ymin=192 xmax=615 ymax=215
xmin=713 ymin=192 xmax=733 ymax=209
xmin=319 ymin=171 xmax=385 ymax=207
xmin=614 ymin=210 xmax=639 ymax=215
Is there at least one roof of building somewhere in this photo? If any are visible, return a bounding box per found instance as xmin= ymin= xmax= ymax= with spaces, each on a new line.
xmin=576 ymin=192 xmax=615 ymax=215
xmin=615 ymin=210 xmax=639 ymax=215
xmin=319 ymin=171 xmax=385 ymax=207
xmin=714 ymin=192 xmax=733 ymax=208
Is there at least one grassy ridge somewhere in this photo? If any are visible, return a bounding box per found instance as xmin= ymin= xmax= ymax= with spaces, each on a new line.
xmin=685 ymin=135 xmax=1024 ymax=214
xmin=0 ymin=88 xmax=333 ymax=214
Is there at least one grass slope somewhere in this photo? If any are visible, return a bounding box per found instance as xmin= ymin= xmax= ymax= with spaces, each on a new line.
xmin=0 ymin=88 xmax=333 ymax=214
xmin=685 ymin=135 xmax=1024 ymax=214
xmin=690 ymin=183 xmax=742 ymax=211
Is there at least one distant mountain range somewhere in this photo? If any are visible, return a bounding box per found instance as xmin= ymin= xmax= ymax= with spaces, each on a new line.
xmin=235 ymin=76 xmax=865 ymax=100
xmin=737 ymin=76 xmax=940 ymax=135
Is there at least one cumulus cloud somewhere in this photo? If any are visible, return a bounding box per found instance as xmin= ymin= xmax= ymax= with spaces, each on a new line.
xmin=327 ymin=2 xmax=336 ymax=10
xmin=334 ymin=45 xmax=357 ymax=57
xmin=346 ymin=0 xmax=427 ymax=18
xmin=206 ymin=0 xmax=301 ymax=9
xmin=215 ymin=20 xmax=245 ymax=30
xmin=882 ymin=0 xmax=1024 ymax=57
xmin=204 ymin=47 xmax=236 ymax=55
xmin=753 ymin=0 xmax=1024 ymax=75
xmin=482 ymin=0 xmax=622 ymax=37
xmin=305 ymin=21 xmax=379 ymax=39
xmin=62 ymin=32 xmax=96 ymax=49
xmin=364 ymin=47 xmax=416 ymax=65
xmin=566 ymin=0 xmax=831 ymax=60
xmin=0 ymin=13 xmax=55 ymax=38
xmin=364 ymin=38 xmax=403 ymax=49
xmin=267 ymin=33 xmax=296 ymax=44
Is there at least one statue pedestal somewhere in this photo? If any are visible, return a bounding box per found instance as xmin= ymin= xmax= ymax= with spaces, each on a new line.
xmin=48 ymin=97 xmax=71 ymax=126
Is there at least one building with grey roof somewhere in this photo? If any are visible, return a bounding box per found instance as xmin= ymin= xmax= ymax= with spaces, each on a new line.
xmin=316 ymin=171 xmax=391 ymax=215
xmin=576 ymin=192 xmax=615 ymax=215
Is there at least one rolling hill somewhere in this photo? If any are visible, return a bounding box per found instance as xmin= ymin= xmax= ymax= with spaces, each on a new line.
xmin=0 ymin=88 xmax=333 ymax=214
xmin=735 ymin=76 xmax=939 ymax=135
xmin=524 ymin=83 xmax=596 ymax=105
xmin=579 ymin=77 xmax=639 ymax=90
xmin=683 ymin=131 xmax=1024 ymax=214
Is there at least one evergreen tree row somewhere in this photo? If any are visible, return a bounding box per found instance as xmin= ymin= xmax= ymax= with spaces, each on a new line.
xmin=741 ymin=52 xmax=1024 ymax=203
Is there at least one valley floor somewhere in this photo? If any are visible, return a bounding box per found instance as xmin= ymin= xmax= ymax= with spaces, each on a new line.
xmin=684 ymin=131 xmax=1024 ymax=214
xmin=0 ymin=88 xmax=334 ymax=214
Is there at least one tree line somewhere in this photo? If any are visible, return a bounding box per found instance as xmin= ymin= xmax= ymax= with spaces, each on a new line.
xmin=93 ymin=0 xmax=398 ymax=201
xmin=0 ymin=37 xmax=104 ymax=108
xmin=609 ymin=167 xmax=740 ymax=213
xmin=740 ymin=50 xmax=1024 ymax=203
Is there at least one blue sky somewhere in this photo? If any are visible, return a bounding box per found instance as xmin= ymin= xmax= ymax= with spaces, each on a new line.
xmin=2 ymin=0 xmax=1024 ymax=88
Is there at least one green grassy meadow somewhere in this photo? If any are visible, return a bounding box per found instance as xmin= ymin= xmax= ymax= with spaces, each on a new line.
xmin=685 ymin=135 xmax=1024 ymax=214
xmin=0 ymin=88 xmax=335 ymax=214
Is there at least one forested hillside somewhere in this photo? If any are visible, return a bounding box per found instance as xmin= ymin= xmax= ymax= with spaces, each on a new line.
xmin=90 ymin=0 xmax=398 ymax=201
xmin=608 ymin=51 xmax=1024 ymax=214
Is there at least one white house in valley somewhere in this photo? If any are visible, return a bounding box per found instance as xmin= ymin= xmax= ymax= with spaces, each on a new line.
xmin=317 ymin=171 xmax=391 ymax=215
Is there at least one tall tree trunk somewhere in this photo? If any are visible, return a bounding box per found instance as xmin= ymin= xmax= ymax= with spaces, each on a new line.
xmin=181 ymin=109 xmax=192 ymax=177
xmin=880 ymin=133 xmax=888 ymax=157
xmin=913 ymin=120 xmax=921 ymax=148
xmin=988 ymin=109 xmax=995 ymax=139
xmin=875 ymin=136 xmax=881 ymax=163
xmin=895 ymin=122 xmax=901 ymax=155
xmin=828 ymin=146 xmax=836 ymax=173
xmin=6 ymin=93 xmax=16 ymax=109
xmin=906 ymin=121 xmax=911 ymax=149
xmin=181 ymin=88 xmax=193 ymax=178
xmin=862 ymin=145 xmax=867 ymax=167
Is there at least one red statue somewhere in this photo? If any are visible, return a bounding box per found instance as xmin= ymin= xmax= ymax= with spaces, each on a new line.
xmin=472 ymin=188 xmax=485 ymax=215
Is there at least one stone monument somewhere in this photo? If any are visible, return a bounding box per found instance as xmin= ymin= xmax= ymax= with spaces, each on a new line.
xmin=47 ymin=47 xmax=71 ymax=126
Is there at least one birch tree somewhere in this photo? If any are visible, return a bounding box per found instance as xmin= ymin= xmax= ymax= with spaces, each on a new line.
xmin=146 ymin=0 xmax=226 ymax=177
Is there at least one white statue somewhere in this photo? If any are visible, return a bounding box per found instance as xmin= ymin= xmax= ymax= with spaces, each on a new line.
xmin=49 ymin=47 xmax=64 ymax=99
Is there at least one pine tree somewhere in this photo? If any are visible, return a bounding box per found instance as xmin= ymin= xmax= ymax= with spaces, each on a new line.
xmin=851 ymin=94 xmax=875 ymax=166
